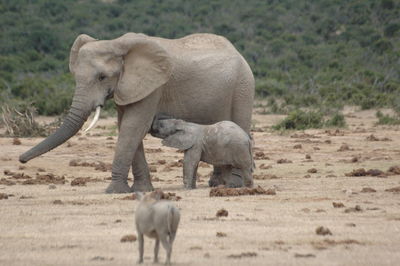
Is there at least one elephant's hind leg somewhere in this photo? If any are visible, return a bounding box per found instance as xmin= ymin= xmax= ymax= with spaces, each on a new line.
xmin=209 ymin=166 xmax=225 ymax=187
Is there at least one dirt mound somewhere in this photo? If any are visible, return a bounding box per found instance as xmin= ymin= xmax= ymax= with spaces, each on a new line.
xmin=277 ymin=158 xmax=292 ymax=164
xmin=387 ymin=166 xmax=400 ymax=175
xmin=227 ymin=252 xmax=257 ymax=259
xmin=209 ymin=186 xmax=275 ymax=197
xmin=312 ymin=239 xmax=363 ymax=250
xmin=259 ymin=163 xmax=272 ymax=169
xmin=254 ymin=151 xmax=270 ymax=160
xmin=254 ymin=174 xmax=279 ymax=180
xmin=22 ymin=173 xmax=66 ymax=185
xmin=361 ymin=187 xmax=376 ymax=193
xmin=12 ymin=138 xmax=21 ymax=145
xmin=70 ymin=177 xmax=101 ymax=186
xmin=344 ymin=205 xmax=363 ymax=213
xmin=0 ymin=193 xmax=9 ymax=200
xmin=0 ymin=178 xmax=16 ymax=186
xmin=325 ymin=129 xmax=345 ymax=136
xmin=216 ymin=232 xmax=227 ymax=237
xmin=307 ymin=168 xmax=318 ymax=173
xmin=366 ymin=134 xmax=391 ymax=141
xmin=145 ymin=148 xmax=162 ymax=153
xmin=345 ymin=168 xmax=386 ymax=177
xmin=291 ymin=133 xmax=319 ymax=139
xmin=159 ymin=191 xmax=182 ymax=201
xmin=69 ymin=159 xmax=112 ymax=172
xmin=332 ymin=202 xmax=345 ymax=208
xmin=168 ymin=160 xmax=183 ymax=168
xmin=385 ymin=186 xmax=400 ymax=193
xmin=4 ymin=170 xmax=32 ymax=179
xmin=337 ymin=143 xmax=351 ymax=151
xmin=120 ymin=194 xmax=137 ymax=200
xmin=316 ymin=226 xmax=332 ymax=236
xmin=120 ymin=234 xmax=137 ymax=242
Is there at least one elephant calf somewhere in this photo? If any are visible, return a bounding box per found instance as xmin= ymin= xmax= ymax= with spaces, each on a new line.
xmin=135 ymin=191 xmax=180 ymax=265
xmin=151 ymin=118 xmax=254 ymax=189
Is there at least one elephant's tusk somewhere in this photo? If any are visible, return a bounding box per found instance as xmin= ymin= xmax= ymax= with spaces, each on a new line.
xmin=84 ymin=106 xmax=101 ymax=132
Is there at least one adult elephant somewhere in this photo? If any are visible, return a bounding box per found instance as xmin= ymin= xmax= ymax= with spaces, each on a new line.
xmin=19 ymin=32 xmax=255 ymax=193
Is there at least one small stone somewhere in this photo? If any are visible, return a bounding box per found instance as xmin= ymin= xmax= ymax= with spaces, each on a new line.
xmin=120 ymin=234 xmax=137 ymax=242
xmin=332 ymin=202 xmax=345 ymax=208
xmin=216 ymin=232 xmax=227 ymax=237
xmin=53 ymin=200 xmax=63 ymax=205
xmin=12 ymin=138 xmax=21 ymax=145
xmin=0 ymin=193 xmax=9 ymax=200
xmin=216 ymin=208 xmax=228 ymax=217
xmin=48 ymin=184 xmax=57 ymax=189
xmin=307 ymin=168 xmax=317 ymax=173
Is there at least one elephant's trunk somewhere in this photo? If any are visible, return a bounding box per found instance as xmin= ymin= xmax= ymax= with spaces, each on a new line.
xmin=19 ymin=94 xmax=92 ymax=163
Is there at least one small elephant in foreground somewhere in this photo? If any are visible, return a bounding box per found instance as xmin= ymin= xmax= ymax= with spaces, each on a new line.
xmin=135 ymin=191 xmax=180 ymax=265
xmin=151 ymin=118 xmax=254 ymax=189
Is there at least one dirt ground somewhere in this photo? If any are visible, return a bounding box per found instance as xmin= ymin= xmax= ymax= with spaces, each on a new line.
xmin=1 ymin=106 xmax=400 ymax=266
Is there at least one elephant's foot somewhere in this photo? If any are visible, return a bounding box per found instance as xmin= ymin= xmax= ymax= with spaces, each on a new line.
xmin=183 ymin=177 xmax=196 ymax=189
xmin=105 ymin=181 xmax=131 ymax=194
xmin=244 ymin=176 xmax=254 ymax=188
xmin=224 ymin=174 xmax=244 ymax=188
xmin=131 ymin=181 xmax=154 ymax=192
xmin=208 ymin=173 xmax=224 ymax=187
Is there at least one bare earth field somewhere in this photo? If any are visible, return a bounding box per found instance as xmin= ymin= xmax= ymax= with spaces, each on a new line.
xmin=1 ymin=107 xmax=400 ymax=266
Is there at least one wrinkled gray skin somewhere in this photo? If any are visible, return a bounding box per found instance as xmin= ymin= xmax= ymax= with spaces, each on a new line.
xmin=19 ymin=32 xmax=254 ymax=193
xmin=135 ymin=191 xmax=180 ymax=265
xmin=152 ymin=118 xmax=254 ymax=189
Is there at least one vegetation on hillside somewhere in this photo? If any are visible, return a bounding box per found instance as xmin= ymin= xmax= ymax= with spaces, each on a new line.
xmin=0 ymin=0 xmax=399 ymax=115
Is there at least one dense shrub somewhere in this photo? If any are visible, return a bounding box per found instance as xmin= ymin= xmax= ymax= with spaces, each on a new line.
xmin=273 ymin=110 xmax=346 ymax=130
xmin=0 ymin=0 xmax=399 ymax=115
xmin=376 ymin=111 xmax=400 ymax=125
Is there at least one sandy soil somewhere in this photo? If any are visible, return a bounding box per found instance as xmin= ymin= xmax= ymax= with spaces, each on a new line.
xmin=1 ymin=107 xmax=400 ymax=266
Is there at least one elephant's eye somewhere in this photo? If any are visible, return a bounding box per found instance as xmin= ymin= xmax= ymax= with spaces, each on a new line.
xmin=98 ymin=74 xmax=106 ymax=81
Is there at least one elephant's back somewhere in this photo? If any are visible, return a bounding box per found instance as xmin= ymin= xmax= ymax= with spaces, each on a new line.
xmin=151 ymin=33 xmax=238 ymax=55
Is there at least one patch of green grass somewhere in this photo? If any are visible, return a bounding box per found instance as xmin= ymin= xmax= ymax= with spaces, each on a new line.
xmin=273 ymin=110 xmax=346 ymax=130
xmin=376 ymin=111 xmax=400 ymax=125
xmin=325 ymin=113 xmax=346 ymax=128
xmin=273 ymin=110 xmax=324 ymax=130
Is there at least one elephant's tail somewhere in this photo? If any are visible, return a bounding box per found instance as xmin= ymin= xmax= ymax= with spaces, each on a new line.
xmin=249 ymin=135 xmax=255 ymax=173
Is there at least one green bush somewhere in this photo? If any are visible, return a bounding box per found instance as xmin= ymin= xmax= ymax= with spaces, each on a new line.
xmin=376 ymin=111 xmax=400 ymax=125
xmin=325 ymin=113 xmax=346 ymax=127
xmin=0 ymin=0 xmax=399 ymax=115
xmin=273 ymin=110 xmax=324 ymax=130
xmin=273 ymin=110 xmax=346 ymax=130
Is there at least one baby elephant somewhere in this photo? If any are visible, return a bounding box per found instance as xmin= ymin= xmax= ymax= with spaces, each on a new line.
xmin=151 ymin=118 xmax=254 ymax=189
xmin=135 ymin=191 xmax=180 ymax=265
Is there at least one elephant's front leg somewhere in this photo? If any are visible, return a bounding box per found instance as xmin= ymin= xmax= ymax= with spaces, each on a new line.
xmin=131 ymin=142 xmax=154 ymax=192
xmin=183 ymin=148 xmax=201 ymax=189
xmin=105 ymin=90 xmax=161 ymax=193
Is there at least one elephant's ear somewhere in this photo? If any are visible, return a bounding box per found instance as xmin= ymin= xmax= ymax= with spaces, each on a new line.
xmin=162 ymin=130 xmax=196 ymax=151
xmin=114 ymin=33 xmax=172 ymax=105
xmin=69 ymin=34 xmax=96 ymax=74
